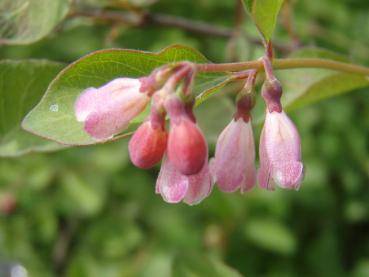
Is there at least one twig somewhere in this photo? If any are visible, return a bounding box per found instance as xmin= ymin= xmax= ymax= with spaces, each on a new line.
xmin=144 ymin=13 xmax=232 ymax=38
xmin=196 ymin=58 xmax=369 ymax=75
xmin=226 ymin=0 xmax=247 ymax=61
xmin=69 ymin=9 xmax=292 ymax=52
xmin=52 ymin=218 xmax=78 ymax=276
xmin=280 ymin=0 xmax=300 ymax=49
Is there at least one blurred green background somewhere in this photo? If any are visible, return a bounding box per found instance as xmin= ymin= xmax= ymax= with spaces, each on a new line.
xmin=0 ymin=0 xmax=369 ymax=276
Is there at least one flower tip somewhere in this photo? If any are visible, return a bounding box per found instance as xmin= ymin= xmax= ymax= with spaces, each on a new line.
xmin=75 ymin=87 xmax=99 ymax=122
xmin=75 ymin=77 xmax=151 ymax=140
xmin=84 ymin=111 xmax=116 ymax=141
xmin=273 ymin=161 xmax=304 ymax=190
xmin=183 ymin=162 xmax=213 ymax=205
xmin=156 ymin=155 xmax=212 ymax=205
xmin=155 ymin=156 xmax=188 ymax=203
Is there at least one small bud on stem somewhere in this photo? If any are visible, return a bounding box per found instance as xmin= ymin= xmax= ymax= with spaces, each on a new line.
xmin=261 ymin=56 xmax=283 ymax=113
xmin=234 ymin=70 xmax=257 ymax=122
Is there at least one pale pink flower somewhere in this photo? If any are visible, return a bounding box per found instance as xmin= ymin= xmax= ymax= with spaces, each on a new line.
xmin=210 ymin=118 xmax=256 ymax=193
xmin=75 ymin=78 xmax=150 ymax=141
xmin=156 ymin=155 xmax=213 ymax=205
xmin=259 ymin=111 xmax=304 ymax=190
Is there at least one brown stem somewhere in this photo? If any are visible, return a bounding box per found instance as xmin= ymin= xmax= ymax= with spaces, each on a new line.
xmin=69 ymin=9 xmax=292 ymax=52
xmin=262 ymin=56 xmax=275 ymax=80
xmin=144 ymin=12 xmax=232 ymax=38
xmin=52 ymin=218 xmax=78 ymax=276
xmin=233 ymin=0 xmax=245 ymax=33
xmin=280 ymin=0 xmax=300 ymax=48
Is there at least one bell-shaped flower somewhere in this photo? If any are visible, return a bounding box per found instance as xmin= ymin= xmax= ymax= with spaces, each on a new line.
xmin=128 ymin=108 xmax=168 ymax=169
xmin=155 ymin=155 xmax=213 ymax=205
xmin=75 ymin=78 xmax=150 ymax=141
xmin=259 ymin=110 xmax=304 ymax=190
xmin=165 ymin=96 xmax=207 ymax=175
xmin=210 ymin=117 xmax=256 ymax=192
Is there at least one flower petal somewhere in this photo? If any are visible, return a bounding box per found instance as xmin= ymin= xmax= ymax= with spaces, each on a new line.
xmin=156 ymin=155 xmax=188 ymax=203
xmin=75 ymin=87 xmax=100 ymax=122
xmin=212 ymin=119 xmax=256 ymax=192
xmin=183 ymin=161 xmax=213 ymax=205
xmin=258 ymin=124 xmax=273 ymax=190
xmin=264 ymin=111 xmax=301 ymax=162
xmin=241 ymin=161 xmax=257 ymax=193
xmin=259 ymin=110 xmax=303 ymax=190
xmin=272 ymin=161 xmax=304 ymax=190
xmin=75 ymin=78 xmax=150 ymax=140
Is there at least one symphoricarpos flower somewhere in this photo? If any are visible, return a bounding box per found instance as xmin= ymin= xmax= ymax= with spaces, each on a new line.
xmin=210 ymin=72 xmax=257 ymax=193
xmin=210 ymin=117 xmax=256 ymax=192
xmin=165 ymin=96 xmax=207 ymax=175
xmin=128 ymin=106 xmax=168 ymax=169
xmin=156 ymin=155 xmax=213 ymax=205
xmin=259 ymin=110 xmax=304 ymax=190
xmin=259 ymin=73 xmax=304 ymax=190
xmin=75 ymin=78 xmax=150 ymax=141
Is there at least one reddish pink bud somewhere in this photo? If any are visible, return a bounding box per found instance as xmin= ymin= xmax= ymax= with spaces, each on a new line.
xmin=164 ymin=96 xmax=207 ymax=175
xmin=259 ymin=110 xmax=304 ymax=190
xmin=167 ymin=116 xmax=207 ymax=175
xmin=155 ymin=155 xmax=213 ymax=205
xmin=75 ymin=78 xmax=150 ymax=141
xmin=210 ymin=118 xmax=256 ymax=192
xmin=128 ymin=120 xmax=168 ymax=169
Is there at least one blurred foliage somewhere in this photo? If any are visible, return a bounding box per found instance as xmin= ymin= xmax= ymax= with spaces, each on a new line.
xmin=0 ymin=0 xmax=369 ymax=276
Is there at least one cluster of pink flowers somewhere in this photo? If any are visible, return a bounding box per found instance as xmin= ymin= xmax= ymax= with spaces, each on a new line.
xmin=75 ymin=60 xmax=304 ymax=205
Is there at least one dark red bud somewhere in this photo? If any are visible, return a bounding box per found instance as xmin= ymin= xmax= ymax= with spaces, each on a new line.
xmin=129 ymin=121 xmax=168 ymax=169
xmin=167 ymin=116 xmax=207 ymax=175
xmin=234 ymin=94 xmax=255 ymax=122
xmin=261 ymin=79 xmax=282 ymax=113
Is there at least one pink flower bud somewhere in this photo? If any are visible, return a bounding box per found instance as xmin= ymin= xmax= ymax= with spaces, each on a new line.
xmin=128 ymin=120 xmax=167 ymax=169
xmin=210 ymin=118 xmax=256 ymax=192
xmin=75 ymin=78 xmax=150 ymax=141
xmin=156 ymin=155 xmax=213 ymax=205
xmin=168 ymin=117 xmax=207 ymax=175
xmin=165 ymin=96 xmax=207 ymax=175
xmin=259 ymin=110 xmax=304 ymax=190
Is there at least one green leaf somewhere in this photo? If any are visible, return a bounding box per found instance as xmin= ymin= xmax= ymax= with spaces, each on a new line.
xmin=278 ymin=48 xmax=369 ymax=110
xmin=172 ymin=253 xmax=243 ymax=277
xmin=0 ymin=60 xmax=66 ymax=157
xmin=285 ymin=73 xmax=369 ymax=110
xmin=22 ymin=45 xmax=231 ymax=146
xmin=0 ymin=0 xmax=70 ymax=45
xmin=244 ymin=218 xmax=296 ymax=255
xmin=243 ymin=0 xmax=284 ymax=42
